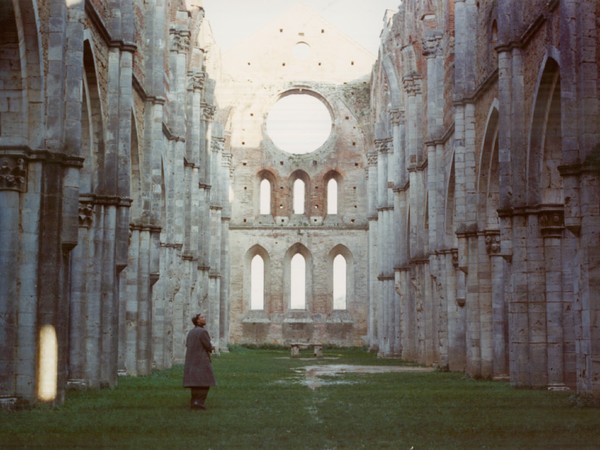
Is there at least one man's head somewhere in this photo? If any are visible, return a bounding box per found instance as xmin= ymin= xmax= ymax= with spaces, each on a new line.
xmin=192 ymin=313 xmax=206 ymax=327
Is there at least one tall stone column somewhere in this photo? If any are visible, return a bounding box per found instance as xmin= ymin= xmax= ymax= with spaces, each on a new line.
xmin=463 ymin=230 xmax=481 ymax=377
xmin=404 ymin=73 xmax=425 ymax=362
xmin=404 ymin=75 xmax=425 ymax=259
xmin=197 ymin=103 xmax=216 ymax=287
xmin=422 ymin=31 xmax=447 ymax=370
xmin=453 ymin=92 xmax=481 ymax=378
xmin=159 ymin=25 xmax=190 ymax=366
xmin=93 ymin=32 xmax=134 ymax=386
xmin=526 ymin=212 xmax=548 ymax=388
xmin=459 ymin=6 xmax=483 ymax=373
xmin=559 ymin=0 xmax=600 ymax=395
xmin=375 ymin=137 xmax=396 ymax=356
xmin=423 ymin=31 xmax=444 ymax=253
xmin=366 ymin=151 xmax=380 ymax=351
xmin=390 ymin=109 xmax=405 ymax=270
xmin=497 ymin=0 xmax=527 ymax=386
xmin=1 ymin=157 xmax=35 ymax=402
xmin=539 ymin=209 xmax=568 ymax=389
xmin=446 ymin=249 xmax=466 ymax=371
xmin=396 ymin=188 xmax=414 ymax=361
xmin=390 ymin=109 xmax=404 ymax=356
xmin=29 ymin=0 xmax=84 ymax=405
xmin=208 ymin=124 xmax=223 ymax=348
xmin=68 ymin=199 xmax=94 ymax=385
xmin=391 ymin=109 xmax=408 ymax=357
xmin=185 ymin=70 xmax=206 ymax=260
xmin=219 ymin=147 xmax=232 ymax=349
xmin=485 ymin=230 xmax=508 ymax=379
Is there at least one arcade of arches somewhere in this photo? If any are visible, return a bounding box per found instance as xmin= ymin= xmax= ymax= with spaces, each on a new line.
xmin=1 ymin=0 xmax=599 ymax=407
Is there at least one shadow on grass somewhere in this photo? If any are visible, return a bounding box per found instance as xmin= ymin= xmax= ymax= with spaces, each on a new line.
xmin=1 ymin=347 xmax=599 ymax=449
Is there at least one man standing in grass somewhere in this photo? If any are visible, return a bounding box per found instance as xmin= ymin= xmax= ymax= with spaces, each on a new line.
xmin=183 ymin=313 xmax=216 ymax=410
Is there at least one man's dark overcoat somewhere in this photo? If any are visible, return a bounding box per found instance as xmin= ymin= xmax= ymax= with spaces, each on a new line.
xmin=183 ymin=326 xmax=216 ymax=387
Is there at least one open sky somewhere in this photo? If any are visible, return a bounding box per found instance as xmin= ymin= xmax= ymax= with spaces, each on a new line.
xmin=202 ymin=0 xmax=400 ymax=55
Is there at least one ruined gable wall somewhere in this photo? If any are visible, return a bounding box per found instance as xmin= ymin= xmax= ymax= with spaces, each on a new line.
xmin=222 ymin=5 xmax=372 ymax=347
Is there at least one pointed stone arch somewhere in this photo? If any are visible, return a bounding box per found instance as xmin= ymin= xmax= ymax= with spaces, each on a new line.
xmin=290 ymin=169 xmax=310 ymax=215
xmin=80 ymin=39 xmax=106 ymax=194
xmin=323 ymin=170 xmax=342 ymax=215
xmin=527 ymin=54 xmax=562 ymax=206
xmin=476 ymin=100 xmax=508 ymax=378
xmin=244 ymin=244 xmax=271 ymax=312
xmin=445 ymin=154 xmax=457 ymax=244
xmin=129 ymin=110 xmax=143 ymax=220
xmin=159 ymin=157 xmax=167 ymax=225
xmin=257 ymin=169 xmax=277 ymax=216
xmin=0 ymin=0 xmax=45 ymax=147
xmin=375 ymin=54 xmax=403 ymax=138
xmin=327 ymin=244 xmax=354 ymax=311
xmin=68 ymin=38 xmax=109 ymax=388
xmin=0 ymin=0 xmax=46 ymax=403
xmin=524 ymin=52 xmax=572 ymax=389
xmin=477 ymin=101 xmax=500 ymax=230
xmin=283 ymin=243 xmax=313 ymax=312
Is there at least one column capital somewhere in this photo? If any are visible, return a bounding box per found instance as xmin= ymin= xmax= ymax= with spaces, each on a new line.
xmin=367 ymin=151 xmax=378 ymax=167
xmin=211 ymin=136 xmax=225 ymax=153
xmin=484 ymin=230 xmax=501 ymax=255
xmin=78 ymin=201 xmax=95 ymax=228
xmin=374 ymin=137 xmax=393 ymax=154
xmin=201 ymin=102 xmax=216 ymax=121
xmin=187 ymin=70 xmax=206 ymax=91
xmin=539 ymin=208 xmax=564 ymax=238
xmin=170 ymin=29 xmax=191 ymax=53
xmin=422 ymin=32 xmax=444 ymax=58
xmin=0 ymin=156 xmax=27 ymax=192
xmin=402 ymin=74 xmax=422 ymax=95
xmin=389 ymin=109 xmax=404 ymax=125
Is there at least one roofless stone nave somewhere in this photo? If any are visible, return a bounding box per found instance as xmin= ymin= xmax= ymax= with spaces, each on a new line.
xmin=0 ymin=0 xmax=599 ymax=407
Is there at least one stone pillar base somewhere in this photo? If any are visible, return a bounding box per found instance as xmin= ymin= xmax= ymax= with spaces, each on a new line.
xmin=0 ymin=396 xmax=19 ymax=411
xmin=66 ymin=379 xmax=89 ymax=390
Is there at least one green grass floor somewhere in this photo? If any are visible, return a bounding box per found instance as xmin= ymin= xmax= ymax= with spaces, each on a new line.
xmin=1 ymin=347 xmax=600 ymax=449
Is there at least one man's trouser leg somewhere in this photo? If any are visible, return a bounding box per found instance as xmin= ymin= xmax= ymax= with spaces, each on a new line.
xmin=191 ymin=387 xmax=209 ymax=409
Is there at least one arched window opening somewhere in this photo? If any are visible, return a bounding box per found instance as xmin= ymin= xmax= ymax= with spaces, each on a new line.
xmin=293 ymin=179 xmax=305 ymax=214
xmin=260 ymin=178 xmax=271 ymax=214
xmin=250 ymin=255 xmax=265 ymax=310
xmin=327 ymin=178 xmax=338 ymax=215
xmin=333 ymin=254 xmax=347 ymax=310
xmin=290 ymin=253 xmax=306 ymax=309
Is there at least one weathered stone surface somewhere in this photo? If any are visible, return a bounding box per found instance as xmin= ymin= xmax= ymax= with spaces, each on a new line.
xmin=1 ymin=0 xmax=600 ymax=407
xmin=370 ymin=0 xmax=600 ymax=394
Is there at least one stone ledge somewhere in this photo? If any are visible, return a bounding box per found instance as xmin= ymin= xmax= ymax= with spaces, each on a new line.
xmin=66 ymin=378 xmax=89 ymax=390
xmin=0 ymin=396 xmax=19 ymax=411
xmin=326 ymin=310 xmax=354 ymax=323
xmin=241 ymin=316 xmax=271 ymax=324
xmin=283 ymin=317 xmax=314 ymax=323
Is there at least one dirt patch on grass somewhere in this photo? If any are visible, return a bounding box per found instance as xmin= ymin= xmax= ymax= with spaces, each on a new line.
xmin=296 ymin=364 xmax=435 ymax=389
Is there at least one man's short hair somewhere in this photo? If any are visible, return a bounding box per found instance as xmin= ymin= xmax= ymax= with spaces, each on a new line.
xmin=192 ymin=313 xmax=202 ymax=326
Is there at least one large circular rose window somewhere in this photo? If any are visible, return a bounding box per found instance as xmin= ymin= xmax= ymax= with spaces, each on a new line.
xmin=266 ymin=93 xmax=332 ymax=154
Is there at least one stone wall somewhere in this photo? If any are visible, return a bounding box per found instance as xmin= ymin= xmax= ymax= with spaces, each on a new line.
xmin=370 ymin=0 xmax=600 ymax=395
xmin=0 ymin=0 xmax=227 ymax=406
xmin=221 ymin=4 xmax=373 ymax=348
xmin=2 ymin=0 xmax=599 ymax=409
